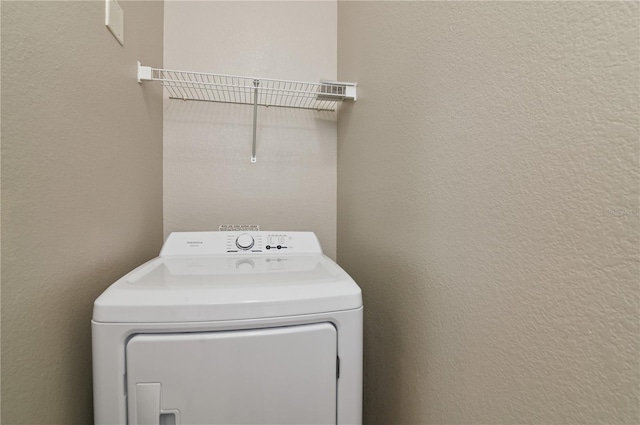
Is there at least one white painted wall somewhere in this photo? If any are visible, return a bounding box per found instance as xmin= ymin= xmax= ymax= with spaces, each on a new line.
xmin=337 ymin=2 xmax=639 ymax=424
xmin=163 ymin=1 xmax=338 ymax=258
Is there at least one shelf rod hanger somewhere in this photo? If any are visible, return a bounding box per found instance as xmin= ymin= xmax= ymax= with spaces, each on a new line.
xmin=251 ymin=79 xmax=259 ymax=163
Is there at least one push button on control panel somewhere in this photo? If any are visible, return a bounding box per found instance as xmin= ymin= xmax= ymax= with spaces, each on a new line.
xmin=265 ymin=244 xmax=286 ymax=250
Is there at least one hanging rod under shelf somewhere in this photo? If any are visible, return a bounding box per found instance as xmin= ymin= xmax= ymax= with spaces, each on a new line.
xmin=137 ymin=62 xmax=357 ymax=162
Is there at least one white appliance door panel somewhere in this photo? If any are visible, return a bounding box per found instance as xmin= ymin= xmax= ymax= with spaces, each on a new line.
xmin=126 ymin=323 xmax=337 ymax=425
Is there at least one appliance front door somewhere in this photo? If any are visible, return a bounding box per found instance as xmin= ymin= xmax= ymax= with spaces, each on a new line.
xmin=126 ymin=323 xmax=337 ymax=425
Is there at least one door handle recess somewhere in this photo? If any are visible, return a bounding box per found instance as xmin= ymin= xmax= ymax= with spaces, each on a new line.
xmin=135 ymin=383 xmax=179 ymax=425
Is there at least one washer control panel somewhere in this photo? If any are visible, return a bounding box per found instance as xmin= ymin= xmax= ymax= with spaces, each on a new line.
xmin=160 ymin=231 xmax=323 ymax=256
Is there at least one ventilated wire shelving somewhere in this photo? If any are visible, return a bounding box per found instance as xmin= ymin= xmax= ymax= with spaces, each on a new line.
xmin=137 ymin=62 xmax=357 ymax=162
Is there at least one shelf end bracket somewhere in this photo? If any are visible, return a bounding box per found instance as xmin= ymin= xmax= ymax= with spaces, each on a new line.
xmin=137 ymin=61 xmax=153 ymax=83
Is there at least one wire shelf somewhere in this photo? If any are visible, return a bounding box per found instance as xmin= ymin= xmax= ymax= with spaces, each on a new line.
xmin=139 ymin=65 xmax=356 ymax=111
xmin=137 ymin=62 xmax=356 ymax=162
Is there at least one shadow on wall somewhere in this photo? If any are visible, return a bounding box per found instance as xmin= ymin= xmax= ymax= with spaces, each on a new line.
xmin=165 ymin=100 xmax=337 ymax=166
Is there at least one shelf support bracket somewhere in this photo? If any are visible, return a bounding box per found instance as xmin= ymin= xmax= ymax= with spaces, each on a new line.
xmin=137 ymin=61 xmax=153 ymax=83
xmin=251 ymin=79 xmax=260 ymax=163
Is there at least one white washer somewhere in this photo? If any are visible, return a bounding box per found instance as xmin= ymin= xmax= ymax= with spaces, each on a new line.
xmin=92 ymin=231 xmax=363 ymax=425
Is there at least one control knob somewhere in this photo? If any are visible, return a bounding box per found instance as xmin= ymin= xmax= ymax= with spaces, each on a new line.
xmin=235 ymin=233 xmax=255 ymax=250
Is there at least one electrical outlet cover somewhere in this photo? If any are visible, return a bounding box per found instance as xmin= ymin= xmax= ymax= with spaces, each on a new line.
xmin=105 ymin=0 xmax=124 ymax=46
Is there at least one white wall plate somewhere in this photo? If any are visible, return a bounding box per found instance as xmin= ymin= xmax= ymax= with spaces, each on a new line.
xmin=105 ymin=0 xmax=124 ymax=46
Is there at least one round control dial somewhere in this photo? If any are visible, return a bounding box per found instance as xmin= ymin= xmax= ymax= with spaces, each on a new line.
xmin=235 ymin=233 xmax=255 ymax=250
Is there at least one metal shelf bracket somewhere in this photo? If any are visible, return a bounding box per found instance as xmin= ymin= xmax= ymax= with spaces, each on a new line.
xmin=251 ymin=79 xmax=259 ymax=163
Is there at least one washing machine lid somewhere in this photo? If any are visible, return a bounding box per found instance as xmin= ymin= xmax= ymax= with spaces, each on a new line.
xmin=93 ymin=231 xmax=362 ymax=323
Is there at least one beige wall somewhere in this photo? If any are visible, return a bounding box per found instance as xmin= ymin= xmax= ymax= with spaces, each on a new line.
xmin=163 ymin=1 xmax=338 ymax=259
xmin=337 ymin=2 xmax=639 ymax=424
xmin=1 ymin=1 xmax=164 ymax=423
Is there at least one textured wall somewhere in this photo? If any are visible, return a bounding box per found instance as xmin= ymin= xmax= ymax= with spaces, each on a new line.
xmin=1 ymin=1 xmax=164 ymax=423
xmin=163 ymin=1 xmax=338 ymax=259
xmin=337 ymin=2 xmax=639 ymax=424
